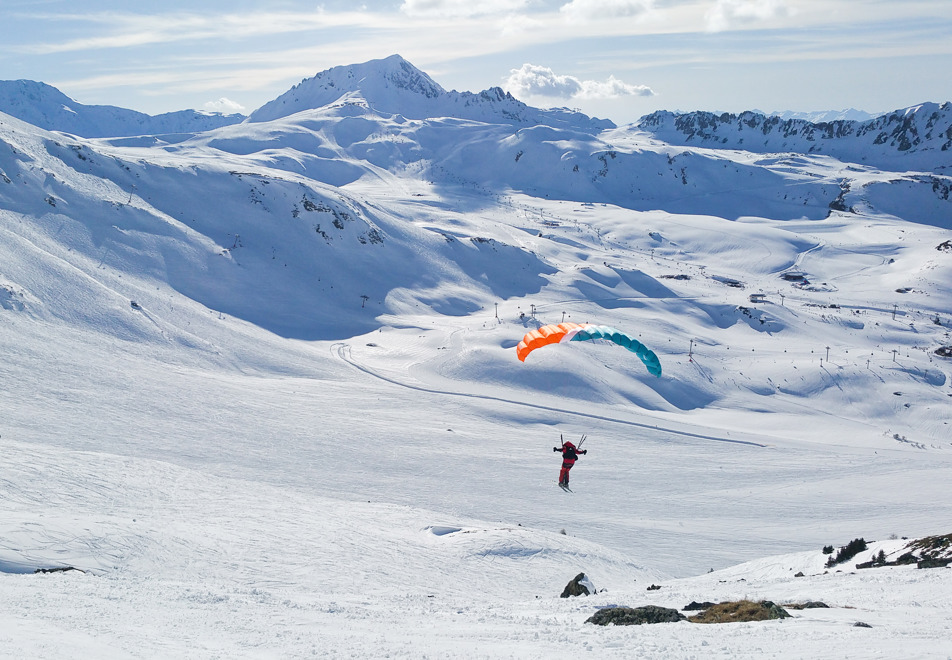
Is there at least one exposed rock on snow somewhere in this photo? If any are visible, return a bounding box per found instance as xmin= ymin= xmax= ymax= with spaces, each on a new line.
xmin=917 ymin=558 xmax=951 ymax=569
xmin=783 ymin=601 xmax=829 ymax=610
xmin=560 ymin=572 xmax=594 ymax=597
xmin=682 ymin=600 xmax=715 ymax=611
xmin=586 ymin=605 xmax=686 ymax=625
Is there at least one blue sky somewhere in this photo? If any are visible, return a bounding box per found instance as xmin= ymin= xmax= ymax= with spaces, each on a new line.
xmin=2 ymin=0 xmax=950 ymax=124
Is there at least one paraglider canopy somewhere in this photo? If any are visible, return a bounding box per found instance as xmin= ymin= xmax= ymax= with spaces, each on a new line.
xmin=516 ymin=322 xmax=662 ymax=377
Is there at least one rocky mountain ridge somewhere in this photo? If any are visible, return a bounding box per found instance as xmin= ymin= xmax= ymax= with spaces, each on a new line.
xmin=638 ymin=102 xmax=952 ymax=171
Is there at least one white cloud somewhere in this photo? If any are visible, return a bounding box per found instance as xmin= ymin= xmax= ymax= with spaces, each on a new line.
xmin=705 ymin=0 xmax=791 ymax=33
xmin=559 ymin=0 xmax=654 ymax=21
xmin=400 ymin=0 xmax=528 ymax=18
xmin=506 ymin=63 xmax=583 ymax=97
xmin=578 ymin=74 xmax=655 ymax=99
xmin=203 ymin=97 xmax=246 ymax=113
xmin=506 ymin=63 xmax=654 ymax=100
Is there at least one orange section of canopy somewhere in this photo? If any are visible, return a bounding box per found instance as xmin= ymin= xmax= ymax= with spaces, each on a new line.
xmin=516 ymin=322 xmax=585 ymax=362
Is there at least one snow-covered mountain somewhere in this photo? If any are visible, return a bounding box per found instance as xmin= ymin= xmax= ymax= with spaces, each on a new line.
xmin=2 ymin=56 xmax=951 ymax=658
xmin=0 ymin=79 xmax=245 ymax=138
xmin=766 ymin=108 xmax=877 ymax=123
xmin=637 ymin=102 xmax=952 ymax=171
xmin=249 ymin=54 xmax=614 ymax=132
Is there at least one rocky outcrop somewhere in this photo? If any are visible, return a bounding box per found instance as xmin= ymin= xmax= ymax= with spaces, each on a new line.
xmin=586 ymin=606 xmax=685 ymax=626
xmin=560 ymin=572 xmax=594 ymax=597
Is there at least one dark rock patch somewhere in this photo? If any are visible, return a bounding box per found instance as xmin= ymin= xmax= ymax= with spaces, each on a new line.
xmin=586 ymin=606 xmax=685 ymax=626
xmin=560 ymin=572 xmax=593 ymax=598
xmin=682 ymin=600 xmax=715 ymax=611
xmin=917 ymin=558 xmax=951 ymax=569
xmin=34 ymin=566 xmax=84 ymax=574
xmin=784 ymin=601 xmax=829 ymax=610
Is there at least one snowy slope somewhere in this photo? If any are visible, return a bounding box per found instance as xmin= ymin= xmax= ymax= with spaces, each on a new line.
xmin=0 ymin=79 xmax=245 ymax=138
xmin=2 ymin=56 xmax=952 ymax=658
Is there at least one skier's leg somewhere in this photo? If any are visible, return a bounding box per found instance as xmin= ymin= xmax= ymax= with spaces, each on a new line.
xmin=559 ymin=467 xmax=569 ymax=485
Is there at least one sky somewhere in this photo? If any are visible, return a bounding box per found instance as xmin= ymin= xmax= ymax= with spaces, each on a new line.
xmin=1 ymin=0 xmax=951 ymax=125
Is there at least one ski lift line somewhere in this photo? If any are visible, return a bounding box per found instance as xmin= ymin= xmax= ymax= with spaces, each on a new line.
xmin=521 ymin=296 xmax=699 ymax=317
xmin=332 ymin=343 xmax=767 ymax=448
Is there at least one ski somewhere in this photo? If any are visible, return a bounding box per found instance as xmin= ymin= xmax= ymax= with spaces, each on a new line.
xmin=559 ymin=483 xmax=573 ymax=492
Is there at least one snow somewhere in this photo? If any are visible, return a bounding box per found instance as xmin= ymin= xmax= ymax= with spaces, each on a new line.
xmin=1 ymin=56 xmax=952 ymax=658
xmin=0 ymin=80 xmax=245 ymax=139
xmin=636 ymin=103 xmax=952 ymax=173
xmin=248 ymin=55 xmax=614 ymax=132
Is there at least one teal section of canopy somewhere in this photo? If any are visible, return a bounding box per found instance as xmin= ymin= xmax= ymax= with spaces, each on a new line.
xmin=569 ymin=325 xmax=662 ymax=377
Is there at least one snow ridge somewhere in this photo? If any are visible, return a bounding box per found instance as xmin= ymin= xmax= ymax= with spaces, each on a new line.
xmin=765 ymin=108 xmax=877 ymax=123
xmin=638 ymin=102 xmax=952 ymax=171
xmin=0 ymin=79 xmax=245 ymax=138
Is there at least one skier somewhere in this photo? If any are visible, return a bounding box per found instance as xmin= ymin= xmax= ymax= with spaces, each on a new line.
xmin=554 ymin=437 xmax=587 ymax=490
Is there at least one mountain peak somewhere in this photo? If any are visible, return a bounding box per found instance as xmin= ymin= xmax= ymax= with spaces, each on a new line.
xmin=0 ymin=79 xmax=88 ymax=124
xmin=248 ymin=55 xmax=614 ymax=132
xmin=248 ymin=55 xmax=445 ymax=122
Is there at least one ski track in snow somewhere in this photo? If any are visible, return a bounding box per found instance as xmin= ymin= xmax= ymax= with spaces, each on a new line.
xmin=333 ymin=342 xmax=768 ymax=448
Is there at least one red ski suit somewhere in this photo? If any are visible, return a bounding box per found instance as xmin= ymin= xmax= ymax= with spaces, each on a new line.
xmin=554 ymin=443 xmax=586 ymax=486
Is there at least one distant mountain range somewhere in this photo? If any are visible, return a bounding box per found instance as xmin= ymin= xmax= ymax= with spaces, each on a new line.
xmin=1 ymin=55 xmax=948 ymax=171
xmin=762 ymin=109 xmax=877 ymax=123
xmin=0 ymin=79 xmax=245 ymax=138
xmin=637 ymin=103 xmax=952 ymax=170
xmin=0 ymin=56 xmax=612 ymax=139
